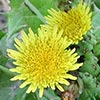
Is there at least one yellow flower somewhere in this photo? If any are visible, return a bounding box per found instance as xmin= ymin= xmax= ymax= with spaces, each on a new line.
xmin=7 ymin=27 xmax=82 ymax=97
xmin=43 ymin=2 xmax=92 ymax=44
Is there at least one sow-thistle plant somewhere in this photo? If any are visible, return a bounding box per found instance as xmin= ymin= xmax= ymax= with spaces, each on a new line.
xmin=7 ymin=27 xmax=82 ymax=97
xmin=42 ymin=1 xmax=92 ymax=44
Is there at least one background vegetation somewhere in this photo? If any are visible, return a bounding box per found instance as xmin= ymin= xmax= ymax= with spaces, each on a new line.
xmin=0 ymin=0 xmax=100 ymax=100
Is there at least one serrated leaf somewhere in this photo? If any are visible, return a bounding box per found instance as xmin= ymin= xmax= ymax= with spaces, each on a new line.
xmin=79 ymin=90 xmax=92 ymax=100
xmin=79 ymin=73 xmax=96 ymax=100
xmin=81 ymin=73 xmax=96 ymax=89
xmin=84 ymin=31 xmax=97 ymax=46
xmin=80 ymin=52 xmax=100 ymax=76
xmin=84 ymin=52 xmax=98 ymax=62
xmin=81 ymin=61 xmax=100 ymax=76
xmin=77 ymin=32 xmax=97 ymax=55
xmin=78 ymin=41 xmax=93 ymax=54
xmin=10 ymin=0 xmax=24 ymax=8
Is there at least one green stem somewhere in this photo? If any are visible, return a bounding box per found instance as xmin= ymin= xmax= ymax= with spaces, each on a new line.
xmin=0 ymin=65 xmax=15 ymax=76
xmin=24 ymin=0 xmax=46 ymax=24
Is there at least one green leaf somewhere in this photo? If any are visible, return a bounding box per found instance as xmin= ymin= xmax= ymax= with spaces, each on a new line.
xmin=0 ymin=35 xmax=7 ymax=55
xmin=81 ymin=61 xmax=100 ymax=76
xmin=80 ymin=52 xmax=100 ymax=76
xmin=8 ymin=0 xmax=57 ymax=38
xmin=29 ymin=0 xmax=58 ymax=14
xmin=0 ymin=66 xmax=15 ymax=100
xmin=24 ymin=0 xmax=46 ymax=23
xmin=0 ymin=30 xmax=5 ymax=39
xmin=25 ymin=93 xmax=36 ymax=100
xmin=10 ymin=0 xmax=24 ymax=8
xmin=93 ymin=42 xmax=100 ymax=57
xmin=0 ymin=65 xmax=26 ymax=100
xmin=79 ymin=73 xmax=96 ymax=100
xmin=92 ymin=11 xmax=100 ymax=27
xmin=77 ymin=32 xmax=97 ymax=55
xmin=0 ymin=34 xmax=17 ymax=55
xmin=0 ymin=55 xmax=8 ymax=66
xmin=25 ymin=88 xmax=61 ymax=100
xmin=84 ymin=31 xmax=97 ymax=46
xmin=93 ymin=29 xmax=100 ymax=42
xmin=7 ymin=4 xmax=38 ymax=38
xmin=79 ymin=91 xmax=92 ymax=100
xmin=43 ymin=88 xmax=61 ymax=100
xmin=7 ymin=1 xmax=43 ymax=38
xmin=7 ymin=11 xmax=24 ymax=38
xmin=81 ymin=73 xmax=96 ymax=90
xmin=78 ymin=41 xmax=93 ymax=54
xmin=95 ymin=82 xmax=100 ymax=97
xmin=97 ymin=74 xmax=100 ymax=82
xmin=14 ymin=87 xmax=27 ymax=100
xmin=94 ymin=0 xmax=100 ymax=9
xmin=0 ymin=65 xmax=14 ymax=76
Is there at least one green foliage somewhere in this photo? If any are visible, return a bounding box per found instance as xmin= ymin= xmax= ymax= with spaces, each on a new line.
xmin=0 ymin=30 xmax=5 ymax=39
xmin=94 ymin=29 xmax=100 ymax=42
xmin=77 ymin=3 xmax=100 ymax=99
xmin=79 ymin=73 xmax=97 ymax=100
xmin=77 ymin=0 xmax=100 ymax=100
xmin=93 ymin=42 xmax=100 ymax=57
xmin=92 ymin=11 xmax=100 ymax=27
xmin=80 ymin=52 xmax=100 ymax=76
xmin=94 ymin=0 xmax=100 ymax=9
xmin=25 ymin=89 xmax=61 ymax=100
xmin=77 ymin=31 xmax=97 ymax=55
xmin=7 ymin=0 xmax=57 ymax=38
xmin=0 ymin=65 xmax=16 ymax=100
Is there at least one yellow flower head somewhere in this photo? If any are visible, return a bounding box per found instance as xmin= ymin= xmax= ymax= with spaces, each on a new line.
xmin=43 ymin=1 xmax=92 ymax=44
xmin=7 ymin=27 xmax=82 ymax=97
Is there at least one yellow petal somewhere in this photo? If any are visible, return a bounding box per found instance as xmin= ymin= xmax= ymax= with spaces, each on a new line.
xmin=50 ymin=84 xmax=55 ymax=90
xmin=21 ymin=30 xmax=28 ymax=43
xmin=39 ymin=87 xmax=44 ymax=98
xmin=20 ymin=81 xmax=31 ymax=88
xmin=65 ymin=74 xmax=77 ymax=80
xmin=9 ymin=68 xmax=17 ymax=72
xmin=56 ymin=83 xmax=64 ymax=92
xmin=32 ymin=85 xmax=37 ymax=93
xmin=69 ymin=63 xmax=83 ymax=71
xmin=59 ymin=79 xmax=70 ymax=86
xmin=26 ymin=84 xmax=33 ymax=93
xmin=10 ymin=75 xmax=21 ymax=81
